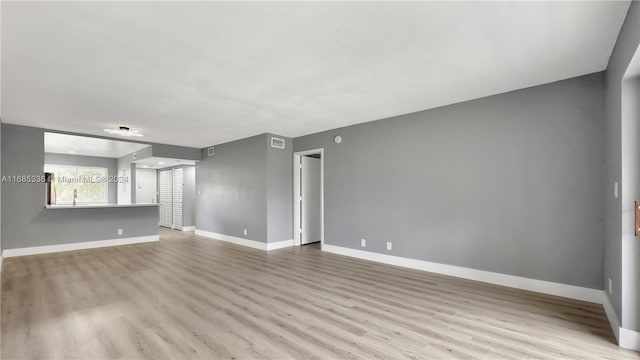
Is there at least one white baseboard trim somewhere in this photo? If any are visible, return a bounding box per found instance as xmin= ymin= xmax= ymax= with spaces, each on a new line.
xmin=602 ymin=294 xmax=621 ymax=343
xmin=182 ymin=226 xmax=196 ymax=232
xmin=267 ymin=239 xmax=294 ymax=251
xmin=0 ymin=252 xmax=3 ymax=272
xmin=322 ymin=244 xmax=604 ymax=304
xmin=195 ymin=229 xmax=267 ymax=250
xmin=603 ymin=295 xmax=640 ymax=351
xmin=2 ymin=235 xmax=160 ymax=258
xmin=323 ymin=244 xmax=640 ymax=350
xmin=194 ymin=229 xmax=293 ymax=252
xmin=620 ymin=327 xmax=640 ymax=351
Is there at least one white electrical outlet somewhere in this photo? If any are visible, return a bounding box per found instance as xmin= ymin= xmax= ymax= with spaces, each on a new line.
xmin=386 ymin=242 xmax=392 ymax=251
xmin=608 ymin=278 xmax=613 ymax=295
xmin=243 ymin=229 xmax=248 ymax=236
xmin=361 ymin=239 xmax=366 ymax=247
xmin=614 ymin=182 xmax=619 ymax=199
xmin=117 ymin=229 xmax=123 ymax=236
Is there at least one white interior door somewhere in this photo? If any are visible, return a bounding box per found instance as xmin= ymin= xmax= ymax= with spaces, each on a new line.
xmin=301 ymin=156 xmax=321 ymax=245
xmin=136 ymin=168 xmax=157 ymax=204
xmin=159 ymin=169 xmax=173 ymax=228
xmin=172 ymin=168 xmax=184 ymax=230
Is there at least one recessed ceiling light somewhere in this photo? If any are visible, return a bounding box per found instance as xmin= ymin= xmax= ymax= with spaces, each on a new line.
xmin=68 ymin=150 xmax=75 ymax=154
xmin=158 ymin=162 xmax=165 ymax=165
xmin=142 ymin=165 xmax=149 ymax=168
xmin=104 ymin=126 xmax=143 ymax=137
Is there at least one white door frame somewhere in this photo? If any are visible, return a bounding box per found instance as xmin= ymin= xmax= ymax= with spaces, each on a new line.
xmin=293 ymin=148 xmax=324 ymax=249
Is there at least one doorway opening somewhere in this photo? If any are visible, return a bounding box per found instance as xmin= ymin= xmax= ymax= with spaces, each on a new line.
xmin=293 ymin=149 xmax=324 ymax=248
xmin=620 ymin=43 xmax=640 ymax=337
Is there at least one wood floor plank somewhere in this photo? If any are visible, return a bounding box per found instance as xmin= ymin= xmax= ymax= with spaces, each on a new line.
xmin=1 ymin=228 xmax=638 ymax=359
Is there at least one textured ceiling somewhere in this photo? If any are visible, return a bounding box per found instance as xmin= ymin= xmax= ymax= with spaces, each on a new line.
xmin=1 ymin=1 xmax=631 ymax=148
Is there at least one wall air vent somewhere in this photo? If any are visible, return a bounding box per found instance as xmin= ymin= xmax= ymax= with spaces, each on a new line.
xmin=271 ymin=137 xmax=285 ymax=149
xmin=207 ymin=147 xmax=215 ymax=156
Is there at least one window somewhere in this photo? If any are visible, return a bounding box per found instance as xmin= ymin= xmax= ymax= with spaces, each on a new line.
xmin=44 ymin=164 xmax=108 ymax=204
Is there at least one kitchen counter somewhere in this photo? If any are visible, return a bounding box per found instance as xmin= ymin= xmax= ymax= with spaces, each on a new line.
xmin=45 ymin=203 xmax=160 ymax=210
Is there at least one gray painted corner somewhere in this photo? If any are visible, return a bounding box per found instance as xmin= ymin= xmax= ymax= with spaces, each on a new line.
xmin=294 ymin=72 xmax=606 ymax=289
xmin=196 ymin=134 xmax=269 ymax=242
xmin=0 ymin=119 xmax=2 ymax=252
xmin=182 ymin=166 xmax=197 ymax=227
xmin=266 ymin=134 xmax=293 ymax=243
xmin=195 ymin=134 xmax=293 ymax=243
xmin=118 ymin=146 xmax=153 ymax=204
xmin=604 ymin=0 xmax=640 ymax=329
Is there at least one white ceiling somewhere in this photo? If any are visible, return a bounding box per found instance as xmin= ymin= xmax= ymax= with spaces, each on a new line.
xmin=45 ymin=132 xmax=149 ymax=158
xmin=1 ymin=1 xmax=631 ymax=148
xmin=134 ymin=157 xmax=197 ymax=170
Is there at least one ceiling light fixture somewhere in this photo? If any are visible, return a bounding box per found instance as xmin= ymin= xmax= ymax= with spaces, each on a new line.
xmin=158 ymin=162 xmax=165 ymax=165
xmin=104 ymin=126 xmax=143 ymax=137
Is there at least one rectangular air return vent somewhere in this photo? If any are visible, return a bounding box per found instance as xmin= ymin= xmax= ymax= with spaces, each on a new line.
xmin=271 ymin=137 xmax=285 ymax=149
xmin=207 ymin=147 xmax=215 ymax=156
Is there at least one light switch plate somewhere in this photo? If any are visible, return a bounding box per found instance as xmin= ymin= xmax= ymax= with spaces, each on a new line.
xmin=243 ymin=229 xmax=248 ymax=236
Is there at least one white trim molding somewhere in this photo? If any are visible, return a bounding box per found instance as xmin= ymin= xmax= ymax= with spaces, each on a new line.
xmin=195 ymin=229 xmax=293 ymax=251
xmin=0 ymin=253 xmax=3 ymax=272
xmin=602 ymin=294 xmax=621 ymax=343
xmin=182 ymin=226 xmax=196 ymax=232
xmin=195 ymin=229 xmax=267 ymax=250
xmin=322 ymin=244 xmax=604 ymax=303
xmin=620 ymin=327 xmax=640 ymax=351
xmin=267 ymin=239 xmax=294 ymax=251
xmin=600 ymin=294 xmax=640 ymax=351
xmin=2 ymin=235 xmax=159 ymax=258
xmin=293 ymin=148 xmax=325 ymax=248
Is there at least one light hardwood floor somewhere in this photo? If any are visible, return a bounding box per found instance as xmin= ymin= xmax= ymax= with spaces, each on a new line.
xmin=1 ymin=228 xmax=638 ymax=360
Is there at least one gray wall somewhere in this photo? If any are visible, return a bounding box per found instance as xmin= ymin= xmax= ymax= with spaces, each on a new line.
xmin=118 ymin=146 xmax=153 ymax=204
xmin=152 ymin=143 xmax=201 ymax=161
xmin=266 ymin=134 xmax=293 ymax=243
xmin=1 ymin=124 xmax=159 ymax=249
xmin=294 ymin=72 xmax=605 ymax=289
xmin=183 ymin=165 xmax=196 ymax=227
xmin=44 ymin=153 xmax=118 ymax=204
xmin=0 ymin=118 xmax=2 ymax=253
xmin=117 ymin=155 xmax=132 ymax=204
xmin=604 ymin=0 xmax=639 ymax=329
xmin=195 ymin=134 xmax=292 ymax=243
xmin=196 ymin=134 xmax=268 ymax=241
